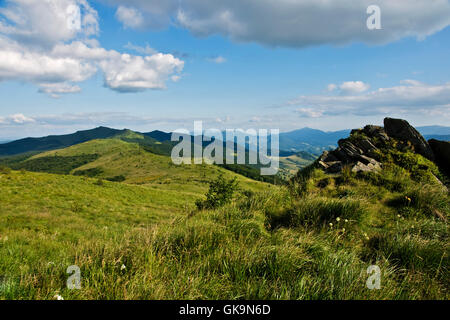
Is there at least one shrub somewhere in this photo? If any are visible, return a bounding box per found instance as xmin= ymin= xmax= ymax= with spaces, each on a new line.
xmin=335 ymin=165 xmax=355 ymax=185
xmin=289 ymin=165 xmax=320 ymax=197
xmin=196 ymin=174 xmax=239 ymax=210
xmin=73 ymin=167 xmax=104 ymax=177
xmin=106 ymin=175 xmax=126 ymax=182
xmin=0 ymin=165 xmax=11 ymax=174
xmin=14 ymin=154 xmax=100 ymax=174
xmin=94 ymin=178 xmax=105 ymax=186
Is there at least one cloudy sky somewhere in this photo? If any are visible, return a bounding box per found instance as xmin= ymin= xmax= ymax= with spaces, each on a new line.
xmin=0 ymin=0 xmax=450 ymax=139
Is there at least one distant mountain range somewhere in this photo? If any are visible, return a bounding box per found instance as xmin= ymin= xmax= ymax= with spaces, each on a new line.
xmin=1 ymin=125 xmax=449 ymax=157
xmin=278 ymin=125 xmax=450 ymax=155
xmin=0 ymin=127 xmax=124 ymax=156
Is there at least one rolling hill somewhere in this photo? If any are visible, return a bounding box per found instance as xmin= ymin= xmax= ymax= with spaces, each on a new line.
xmin=0 ymin=117 xmax=448 ymax=300
xmin=3 ymin=133 xmax=271 ymax=194
xmin=0 ymin=127 xmax=123 ymax=156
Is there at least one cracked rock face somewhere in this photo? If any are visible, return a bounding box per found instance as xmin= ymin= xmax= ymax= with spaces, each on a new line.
xmin=384 ymin=117 xmax=435 ymax=161
xmin=316 ymin=117 xmax=437 ymax=175
xmin=318 ymin=137 xmax=382 ymax=174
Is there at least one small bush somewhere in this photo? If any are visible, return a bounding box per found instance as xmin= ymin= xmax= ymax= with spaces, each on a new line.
xmin=289 ymin=165 xmax=321 ymax=197
xmin=73 ymin=167 xmax=104 ymax=177
xmin=0 ymin=165 xmax=11 ymax=174
xmin=94 ymin=178 xmax=105 ymax=186
xmin=70 ymin=202 xmax=83 ymax=213
xmin=335 ymin=165 xmax=355 ymax=185
xmin=106 ymin=175 xmax=126 ymax=182
xmin=196 ymin=174 xmax=239 ymax=210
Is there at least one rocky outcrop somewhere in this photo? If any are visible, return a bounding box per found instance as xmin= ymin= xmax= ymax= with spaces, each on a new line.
xmin=317 ymin=126 xmax=384 ymax=174
xmin=316 ymin=117 xmax=439 ymax=175
xmin=384 ymin=118 xmax=435 ymax=161
xmin=429 ymin=139 xmax=450 ymax=174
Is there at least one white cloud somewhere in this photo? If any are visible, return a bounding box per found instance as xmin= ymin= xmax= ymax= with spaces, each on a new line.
xmin=99 ymin=53 xmax=184 ymax=92
xmin=104 ymin=0 xmax=450 ymax=48
xmin=400 ymin=79 xmax=423 ymax=86
xmin=0 ymin=36 xmax=97 ymax=96
xmin=0 ymin=0 xmax=98 ymax=48
xmin=207 ymin=56 xmax=226 ymax=64
xmin=288 ymin=80 xmax=450 ymax=118
xmin=327 ymin=84 xmax=337 ymax=92
xmin=38 ymin=83 xmax=82 ymax=98
xmin=339 ymin=81 xmax=370 ymax=94
xmin=115 ymin=6 xmax=145 ymax=29
xmin=0 ymin=0 xmax=184 ymax=96
xmin=124 ymin=42 xmax=157 ymax=55
xmin=171 ymin=75 xmax=181 ymax=82
xmin=296 ymin=108 xmax=324 ymax=118
xmin=0 ymin=113 xmax=35 ymax=124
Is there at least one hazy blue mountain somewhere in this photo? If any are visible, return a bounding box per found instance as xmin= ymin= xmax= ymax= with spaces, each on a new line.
xmin=424 ymin=134 xmax=450 ymax=141
xmin=417 ymin=126 xmax=450 ymax=136
xmin=278 ymin=125 xmax=450 ymax=154
xmin=2 ymin=124 xmax=448 ymax=158
xmin=278 ymin=128 xmax=351 ymax=155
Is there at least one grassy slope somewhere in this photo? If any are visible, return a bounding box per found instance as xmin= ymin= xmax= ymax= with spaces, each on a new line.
xmin=279 ymin=153 xmax=315 ymax=178
xmin=27 ymin=137 xmax=269 ymax=194
xmin=0 ymin=170 xmax=196 ymax=299
xmin=0 ymin=134 xmax=448 ymax=300
xmin=1 ymin=164 xmax=448 ymax=299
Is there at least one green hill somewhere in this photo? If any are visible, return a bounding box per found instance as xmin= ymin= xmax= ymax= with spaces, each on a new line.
xmin=279 ymin=151 xmax=317 ymax=178
xmin=0 ymin=127 xmax=123 ymax=156
xmin=9 ymin=135 xmax=269 ymax=193
xmin=0 ymin=128 xmax=277 ymax=183
xmin=0 ymin=118 xmax=448 ymax=300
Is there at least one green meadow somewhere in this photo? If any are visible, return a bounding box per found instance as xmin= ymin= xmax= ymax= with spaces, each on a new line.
xmin=0 ymin=133 xmax=448 ymax=300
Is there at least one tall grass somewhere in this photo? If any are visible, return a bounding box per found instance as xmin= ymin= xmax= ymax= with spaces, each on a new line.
xmin=0 ymin=167 xmax=448 ymax=300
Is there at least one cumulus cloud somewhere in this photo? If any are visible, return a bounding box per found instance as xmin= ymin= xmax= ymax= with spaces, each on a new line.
xmin=288 ymin=81 xmax=450 ymax=118
xmin=0 ymin=0 xmax=184 ymax=97
xmin=339 ymin=81 xmax=370 ymax=94
xmin=106 ymin=0 xmax=178 ymax=30
xmin=0 ymin=113 xmax=35 ymax=124
xmin=0 ymin=0 xmax=98 ymax=48
xmin=100 ymin=53 xmax=184 ymax=92
xmin=327 ymin=84 xmax=337 ymax=92
xmin=104 ymin=0 xmax=450 ymax=48
xmin=115 ymin=6 xmax=145 ymax=29
xmin=0 ymin=36 xmax=97 ymax=92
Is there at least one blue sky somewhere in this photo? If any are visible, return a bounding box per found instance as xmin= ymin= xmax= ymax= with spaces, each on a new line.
xmin=0 ymin=0 xmax=450 ymax=139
